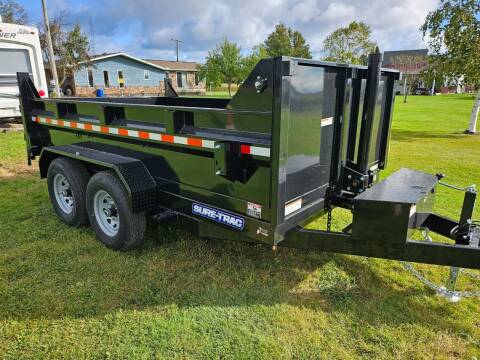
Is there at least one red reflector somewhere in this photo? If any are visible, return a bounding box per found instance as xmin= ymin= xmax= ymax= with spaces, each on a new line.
xmin=101 ymin=126 xmax=109 ymax=133
xmin=187 ymin=138 xmax=202 ymax=147
xmin=240 ymin=144 xmax=251 ymax=154
xmin=84 ymin=123 xmax=92 ymax=131
xmin=58 ymin=120 xmax=64 ymax=126
xmin=70 ymin=121 xmax=77 ymax=128
xmin=38 ymin=90 xmax=46 ymax=97
xmin=118 ymin=128 xmax=128 ymax=136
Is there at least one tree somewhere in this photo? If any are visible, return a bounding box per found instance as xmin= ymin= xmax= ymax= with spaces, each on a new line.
xmin=199 ymin=39 xmax=242 ymax=96
xmin=0 ymin=0 xmax=27 ymax=24
xmin=421 ymin=0 xmax=480 ymax=133
xmin=420 ymin=56 xmax=449 ymax=94
xmin=239 ymin=45 xmax=268 ymax=80
xmin=322 ymin=21 xmax=376 ymax=65
xmin=197 ymin=61 xmax=222 ymax=91
xmin=39 ymin=14 xmax=90 ymax=85
xmin=59 ymin=25 xmax=90 ymax=82
xmin=264 ymin=23 xmax=312 ymax=58
xmin=390 ymin=54 xmax=428 ymax=103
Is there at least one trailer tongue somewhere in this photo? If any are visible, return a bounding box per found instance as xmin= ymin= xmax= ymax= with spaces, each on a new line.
xmin=17 ymin=50 xmax=478 ymax=275
xmin=283 ymin=168 xmax=479 ymax=270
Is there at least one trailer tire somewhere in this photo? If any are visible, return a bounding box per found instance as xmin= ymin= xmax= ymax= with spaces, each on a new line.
xmin=47 ymin=157 xmax=90 ymax=226
xmin=86 ymin=171 xmax=146 ymax=250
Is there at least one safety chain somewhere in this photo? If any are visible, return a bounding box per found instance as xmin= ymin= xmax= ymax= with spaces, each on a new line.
xmin=326 ymin=206 xmax=332 ymax=232
xmin=402 ymin=262 xmax=480 ymax=302
xmin=402 ymin=226 xmax=480 ymax=302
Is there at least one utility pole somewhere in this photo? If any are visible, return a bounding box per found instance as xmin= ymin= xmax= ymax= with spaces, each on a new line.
xmin=41 ymin=0 xmax=61 ymax=96
xmin=170 ymin=38 xmax=182 ymax=62
xmin=89 ymin=17 xmax=95 ymax=55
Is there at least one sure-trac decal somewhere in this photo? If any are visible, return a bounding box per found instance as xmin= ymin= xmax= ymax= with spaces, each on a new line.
xmin=192 ymin=203 xmax=245 ymax=231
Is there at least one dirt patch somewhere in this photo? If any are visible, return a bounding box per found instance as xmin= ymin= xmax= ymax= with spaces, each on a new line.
xmin=0 ymin=161 xmax=35 ymax=178
xmin=0 ymin=123 xmax=23 ymax=133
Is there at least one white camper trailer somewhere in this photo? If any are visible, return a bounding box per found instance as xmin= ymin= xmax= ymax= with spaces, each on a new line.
xmin=0 ymin=21 xmax=47 ymax=119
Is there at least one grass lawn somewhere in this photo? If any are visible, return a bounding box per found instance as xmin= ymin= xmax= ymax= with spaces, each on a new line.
xmin=188 ymin=91 xmax=232 ymax=98
xmin=0 ymin=94 xmax=479 ymax=359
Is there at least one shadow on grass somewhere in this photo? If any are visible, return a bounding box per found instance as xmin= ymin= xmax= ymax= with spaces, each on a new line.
xmin=391 ymin=129 xmax=467 ymax=142
xmin=0 ymin=174 xmax=470 ymax=335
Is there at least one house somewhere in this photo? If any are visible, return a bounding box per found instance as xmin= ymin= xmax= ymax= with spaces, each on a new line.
xmin=71 ymin=52 xmax=204 ymax=97
xmin=383 ymin=49 xmax=428 ymax=94
xmin=144 ymin=59 xmax=205 ymax=95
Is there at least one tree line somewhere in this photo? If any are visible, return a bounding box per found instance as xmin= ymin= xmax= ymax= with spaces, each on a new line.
xmin=198 ymin=21 xmax=378 ymax=95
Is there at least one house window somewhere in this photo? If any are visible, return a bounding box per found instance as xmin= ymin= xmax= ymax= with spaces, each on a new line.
xmin=87 ymin=69 xmax=94 ymax=87
xmin=103 ymin=70 xmax=110 ymax=88
xmin=195 ymin=73 xmax=199 ymax=86
xmin=176 ymin=72 xmax=183 ymax=88
xmin=118 ymin=70 xmax=125 ymax=88
xmin=144 ymin=70 xmax=150 ymax=80
xmin=182 ymin=73 xmax=187 ymax=88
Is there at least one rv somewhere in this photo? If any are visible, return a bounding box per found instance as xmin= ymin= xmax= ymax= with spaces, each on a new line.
xmin=0 ymin=21 xmax=47 ymax=119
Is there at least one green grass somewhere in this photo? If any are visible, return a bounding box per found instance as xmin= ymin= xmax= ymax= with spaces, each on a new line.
xmin=1 ymin=94 xmax=479 ymax=359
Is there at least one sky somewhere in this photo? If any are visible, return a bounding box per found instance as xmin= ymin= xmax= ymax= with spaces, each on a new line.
xmin=18 ymin=0 xmax=439 ymax=62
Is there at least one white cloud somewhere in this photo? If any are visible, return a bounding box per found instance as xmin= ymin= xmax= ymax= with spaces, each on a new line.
xmin=321 ymin=2 xmax=356 ymax=22
xmin=46 ymin=0 xmax=440 ymax=61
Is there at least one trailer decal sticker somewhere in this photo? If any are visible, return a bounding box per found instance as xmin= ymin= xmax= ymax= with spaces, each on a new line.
xmin=247 ymin=202 xmax=262 ymax=219
xmin=192 ymin=203 xmax=245 ymax=230
xmin=32 ymin=116 xmax=270 ymax=159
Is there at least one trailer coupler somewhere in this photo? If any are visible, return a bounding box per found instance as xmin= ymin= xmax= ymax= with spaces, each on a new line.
xmin=281 ymin=168 xmax=479 ymax=270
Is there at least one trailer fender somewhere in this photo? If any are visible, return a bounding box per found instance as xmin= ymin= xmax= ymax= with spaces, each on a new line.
xmin=39 ymin=144 xmax=157 ymax=213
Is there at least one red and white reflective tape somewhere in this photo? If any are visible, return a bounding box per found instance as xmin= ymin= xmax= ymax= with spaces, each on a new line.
xmin=32 ymin=116 xmax=270 ymax=158
xmin=240 ymin=144 xmax=270 ymax=157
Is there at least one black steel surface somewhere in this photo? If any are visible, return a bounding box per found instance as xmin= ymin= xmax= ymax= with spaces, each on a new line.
xmin=355 ymin=168 xmax=438 ymax=204
xmin=181 ymin=126 xmax=271 ymax=145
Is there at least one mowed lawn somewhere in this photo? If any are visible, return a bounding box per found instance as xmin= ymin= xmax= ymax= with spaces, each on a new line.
xmin=0 ymin=94 xmax=479 ymax=359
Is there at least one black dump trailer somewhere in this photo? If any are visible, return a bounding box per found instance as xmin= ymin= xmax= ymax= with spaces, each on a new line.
xmin=17 ymin=51 xmax=479 ymax=269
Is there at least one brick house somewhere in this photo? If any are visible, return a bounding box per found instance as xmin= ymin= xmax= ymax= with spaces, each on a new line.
xmin=71 ymin=53 xmax=204 ymax=97
xmin=145 ymin=59 xmax=205 ymax=95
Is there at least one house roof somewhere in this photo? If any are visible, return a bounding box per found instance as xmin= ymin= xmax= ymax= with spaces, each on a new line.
xmin=144 ymin=59 xmax=199 ymax=72
xmin=79 ymin=52 xmax=169 ymax=71
xmin=80 ymin=52 xmax=200 ymax=72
